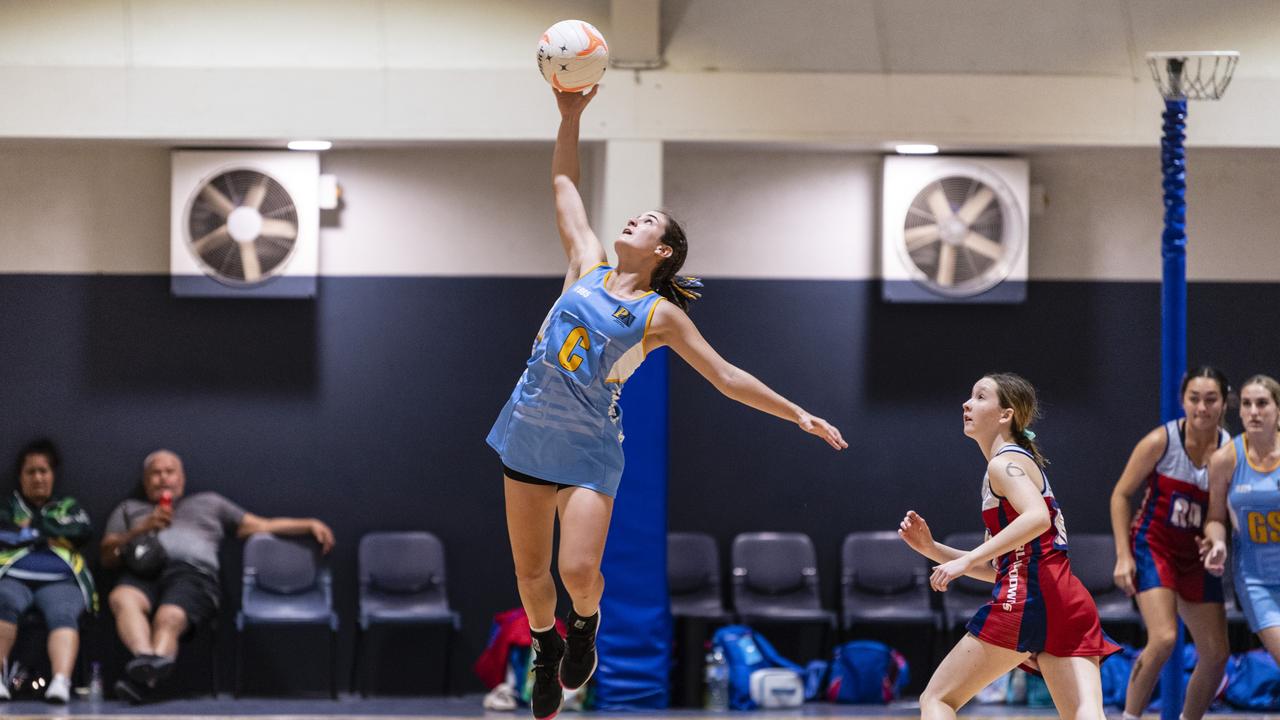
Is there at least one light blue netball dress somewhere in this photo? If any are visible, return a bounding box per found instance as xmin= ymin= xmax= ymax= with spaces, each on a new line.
xmin=1227 ymin=434 xmax=1280 ymax=632
xmin=487 ymin=264 xmax=664 ymax=497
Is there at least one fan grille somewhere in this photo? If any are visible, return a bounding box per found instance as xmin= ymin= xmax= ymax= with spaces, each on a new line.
xmin=186 ymin=169 xmax=298 ymax=285
xmin=902 ymin=175 xmax=1008 ymax=294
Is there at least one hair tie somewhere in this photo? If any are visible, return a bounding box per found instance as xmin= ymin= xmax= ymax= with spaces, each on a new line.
xmin=671 ymin=275 xmax=703 ymax=300
xmin=1022 ymin=429 xmax=1036 ymax=441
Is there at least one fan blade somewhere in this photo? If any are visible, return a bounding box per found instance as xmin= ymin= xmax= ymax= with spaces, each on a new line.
xmin=199 ymin=184 xmax=237 ymax=217
xmin=956 ymin=187 xmax=995 ymax=225
xmin=963 ymin=231 xmax=1003 ymax=260
xmin=243 ymin=176 xmax=269 ymax=210
xmin=260 ymin=218 xmax=298 ymax=239
xmin=936 ymin=244 xmax=957 ymax=287
xmin=191 ymin=225 xmax=231 ymax=255
xmin=904 ymin=224 xmax=940 ymax=250
xmin=239 ymin=241 xmax=262 ymax=282
xmin=926 ymin=186 xmax=954 ymax=223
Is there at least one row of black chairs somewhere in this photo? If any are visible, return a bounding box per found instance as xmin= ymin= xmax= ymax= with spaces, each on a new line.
xmin=667 ymin=530 xmax=1191 ymax=639
xmin=235 ymin=530 xmax=460 ymax=697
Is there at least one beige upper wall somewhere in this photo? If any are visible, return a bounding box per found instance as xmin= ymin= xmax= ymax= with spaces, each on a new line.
xmin=0 ymin=141 xmax=1275 ymax=281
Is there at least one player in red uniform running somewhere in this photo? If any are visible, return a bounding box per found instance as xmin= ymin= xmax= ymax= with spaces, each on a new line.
xmin=900 ymin=373 xmax=1119 ymax=720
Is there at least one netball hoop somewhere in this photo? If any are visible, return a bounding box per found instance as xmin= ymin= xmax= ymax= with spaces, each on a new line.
xmin=1146 ymin=49 xmax=1239 ymax=720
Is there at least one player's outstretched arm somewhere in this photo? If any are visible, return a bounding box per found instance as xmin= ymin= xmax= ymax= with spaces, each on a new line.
xmin=1201 ymin=443 xmax=1237 ymax=576
xmin=551 ymin=86 xmax=607 ymax=289
xmin=648 ymin=302 xmax=847 ymax=450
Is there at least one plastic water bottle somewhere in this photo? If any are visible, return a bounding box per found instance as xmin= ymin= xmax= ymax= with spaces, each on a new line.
xmin=704 ymin=647 xmax=729 ymax=711
xmin=88 ymin=662 xmax=103 ymax=705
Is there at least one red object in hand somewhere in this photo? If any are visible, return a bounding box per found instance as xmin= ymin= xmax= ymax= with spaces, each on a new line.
xmin=159 ymin=490 xmax=173 ymax=509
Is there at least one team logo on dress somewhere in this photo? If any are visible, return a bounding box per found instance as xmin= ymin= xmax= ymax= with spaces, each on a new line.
xmin=612 ymin=306 xmax=635 ymax=327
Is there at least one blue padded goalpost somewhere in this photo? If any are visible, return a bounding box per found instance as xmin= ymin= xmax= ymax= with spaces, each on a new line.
xmin=1147 ymin=49 xmax=1238 ymax=720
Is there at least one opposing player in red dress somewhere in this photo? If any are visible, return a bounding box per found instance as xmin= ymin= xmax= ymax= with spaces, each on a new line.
xmin=900 ymin=373 xmax=1119 ymax=720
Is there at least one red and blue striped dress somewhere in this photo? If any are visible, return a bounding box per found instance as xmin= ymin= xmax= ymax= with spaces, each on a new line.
xmin=967 ymin=445 xmax=1120 ymax=659
xmin=1130 ymin=419 xmax=1229 ymax=602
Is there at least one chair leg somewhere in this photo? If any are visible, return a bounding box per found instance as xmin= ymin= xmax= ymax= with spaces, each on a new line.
xmin=330 ymin=627 xmax=339 ymax=700
xmin=443 ymin=627 xmax=453 ymax=696
xmin=351 ymin=625 xmax=363 ymax=698
xmin=210 ymin=624 xmax=220 ymax=697
xmin=234 ymin=629 xmax=243 ymax=698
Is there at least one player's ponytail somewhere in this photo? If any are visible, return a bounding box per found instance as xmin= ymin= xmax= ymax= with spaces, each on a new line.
xmin=650 ymin=214 xmax=702 ymax=311
xmin=986 ymin=372 xmax=1049 ymax=467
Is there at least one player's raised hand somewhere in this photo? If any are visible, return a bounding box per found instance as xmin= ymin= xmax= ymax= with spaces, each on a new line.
xmin=554 ymin=84 xmax=599 ymax=118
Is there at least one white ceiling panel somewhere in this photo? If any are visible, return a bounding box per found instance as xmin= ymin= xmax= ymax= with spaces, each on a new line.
xmin=384 ymin=0 xmax=609 ymax=68
xmin=0 ymin=0 xmax=127 ymax=66
xmin=129 ymin=0 xmax=383 ymax=68
xmin=874 ymin=0 xmax=1133 ymax=76
xmin=662 ymin=0 xmax=883 ymax=73
xmin=1127 ymin=0 xmax=1280 ymax=78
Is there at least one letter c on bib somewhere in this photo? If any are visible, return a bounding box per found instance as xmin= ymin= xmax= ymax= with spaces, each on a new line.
xmin=558 ymin=326 xmax=591 ymax=372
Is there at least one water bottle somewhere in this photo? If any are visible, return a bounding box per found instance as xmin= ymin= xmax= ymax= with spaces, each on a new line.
xmin=88 ymin=662 xmax=104 ymax=704
xmin=704 ymin=646 xmax=729 ymax=711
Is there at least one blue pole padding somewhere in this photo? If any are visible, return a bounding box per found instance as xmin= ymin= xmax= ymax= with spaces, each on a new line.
xmin=595 ymin=348 xmax=671 ymax=709
xmin=1159 ymin=97 xmax=1189 ymax=720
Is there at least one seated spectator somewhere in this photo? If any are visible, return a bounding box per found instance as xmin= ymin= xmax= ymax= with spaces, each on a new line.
xmin=0 ymin=439 xmax=96 ymax=704
xmin=100 ymin=449 xmax=334 ymax=703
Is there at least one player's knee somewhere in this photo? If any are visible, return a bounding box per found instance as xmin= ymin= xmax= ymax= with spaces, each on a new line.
xmin=558 ymin=559 xmax=600 ymax=594
xmin=1144 ymin=628 xmax=1178 ymax=657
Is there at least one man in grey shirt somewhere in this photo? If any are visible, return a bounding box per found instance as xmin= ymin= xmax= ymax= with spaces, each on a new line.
xmin=100 ymin=449 xmax=334 ymax=702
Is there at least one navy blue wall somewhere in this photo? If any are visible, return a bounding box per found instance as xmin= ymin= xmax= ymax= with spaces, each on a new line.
xmin=0 ymin=274 xmax=1276 ymax=692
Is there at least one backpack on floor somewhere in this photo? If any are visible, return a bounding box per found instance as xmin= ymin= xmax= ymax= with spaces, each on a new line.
xmin=825 ymin=640 xmax=909 ymax=704
xmin=1225 ymin=649 xmax=1280 ymax=711
xmin=710 ymin=625 xmax=803 ymax=710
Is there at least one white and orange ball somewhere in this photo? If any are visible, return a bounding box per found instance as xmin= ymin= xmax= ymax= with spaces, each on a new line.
xmin=537 ymin=20 xmax=609 ymax=93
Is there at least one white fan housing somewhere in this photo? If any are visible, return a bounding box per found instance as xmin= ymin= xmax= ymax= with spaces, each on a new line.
xmin=881 ymin=156 xmax=1029 ymax=303
xmin=171 ymin=150 xmax=319 ymax=298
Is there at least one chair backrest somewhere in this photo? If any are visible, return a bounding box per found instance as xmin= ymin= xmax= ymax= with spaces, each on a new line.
xmin=1065 ymin=532 xmax=1119 ymax=595
xmin=243 ymin=533 xmax=321 ymax=595
xmin=359 ymin=531 xmax=447 ymax=596
xmin=668 ymin=532 xmax=720 ymax=595
xmin=731 ymin=532 xmax=821 ymax=608
xmin=841 ymin=531 xmax=925 ymax=596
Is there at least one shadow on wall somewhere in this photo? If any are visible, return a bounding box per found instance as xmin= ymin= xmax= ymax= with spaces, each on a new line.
xmin=84 ymin=276 xmax=319 ymax=395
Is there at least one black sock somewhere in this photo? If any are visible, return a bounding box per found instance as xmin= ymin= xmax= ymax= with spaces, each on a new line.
xmin=567 ymin=609 xmax=599 ymax=635
xmin=531 ymin=626 xmax=563 ymax=657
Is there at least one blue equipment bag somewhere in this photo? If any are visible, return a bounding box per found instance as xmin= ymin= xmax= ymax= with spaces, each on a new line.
xmin=825 ymin=640 xmax=909 ymax=704
xmin=1225 ymin=649 xmax=1280 ymax=711
xmin=710 ymin=625 xmax=802 ymax=710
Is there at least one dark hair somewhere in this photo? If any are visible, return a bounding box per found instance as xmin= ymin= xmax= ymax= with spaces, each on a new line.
xmin=15 ymin=437 xmax=60 ymax=481
xmin=985 ymin=372 xmax=1048 ymax=467
xmin=1181 ymin=365 xmax=1230 ymax=399
xmin=650 ymin=213 xmax=701 ymax=311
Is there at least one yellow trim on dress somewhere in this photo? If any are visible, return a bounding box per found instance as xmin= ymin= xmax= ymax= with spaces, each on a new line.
xmin=641 ymin=296 xmax=665 ymax=355
xmin=579 ymin=261 xmax=609 ymax=280
xmin=1243 ymin=434 xmax=1280 ymax=474
xmin=602 ymin=270 xmax=657 ymax=300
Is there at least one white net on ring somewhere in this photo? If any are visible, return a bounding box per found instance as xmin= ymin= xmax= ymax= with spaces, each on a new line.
xmin=1147 ymin=51 xmax=1239 ymax=101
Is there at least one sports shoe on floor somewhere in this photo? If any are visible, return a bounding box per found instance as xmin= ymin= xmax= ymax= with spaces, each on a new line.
xmin=529 ymin=627 xmax=565 ymax=720
xmin=559 ymin=608 xmax=599 ymax=691
xmin=44 ymin=674 xmax=70 ymax=704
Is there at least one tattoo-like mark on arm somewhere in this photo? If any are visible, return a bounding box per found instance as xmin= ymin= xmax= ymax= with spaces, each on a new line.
xmin=1005 ymin=463 xmax=1027 ymax=478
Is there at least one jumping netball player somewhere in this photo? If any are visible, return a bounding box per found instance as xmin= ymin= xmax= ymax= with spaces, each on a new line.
xmin=487 ymin=85 xmax=847 ymax=720
xmin=1109 ymin=367 xmax=1231 ymax=720
xmin=1203 ymin=375 xmax=1280 ymax=663
xmin=899 ymin=373 xmax=1118 ymax=720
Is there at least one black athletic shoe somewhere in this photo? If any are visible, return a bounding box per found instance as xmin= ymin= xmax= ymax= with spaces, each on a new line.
xmin=559 ymin=608 xmax=599 ymax=691
xmin=125 ymin=654 xmax=174 ymax=687
xmin=113 ymin=678 xmax=147 ymax=705
xmin=530 ymin=628 xmax=565 ymax=720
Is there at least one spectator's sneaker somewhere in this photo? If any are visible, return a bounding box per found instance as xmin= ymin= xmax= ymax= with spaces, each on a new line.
xmin=529 ymin=628 xmax=565 ymax=720
xmin=44 ymin=674 xmax=70 ymax=704
xmin=113 ymin=678 xmax=147 ymax=705
xmin=559 ymin=609 xmax=599 ymax=691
